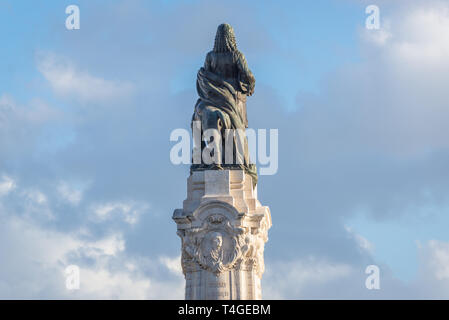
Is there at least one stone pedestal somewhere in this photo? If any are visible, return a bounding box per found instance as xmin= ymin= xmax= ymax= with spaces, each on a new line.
xmin=173 ymin=170 xmax=271 ymax=300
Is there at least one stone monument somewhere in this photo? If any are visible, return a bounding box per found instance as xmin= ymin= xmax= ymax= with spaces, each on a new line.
xmin=173 ymin=23 xmax=271 ymax=300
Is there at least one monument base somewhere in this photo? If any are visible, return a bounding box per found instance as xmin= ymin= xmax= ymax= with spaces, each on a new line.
xmin=173 ymin=170 xmax=271 ymax=300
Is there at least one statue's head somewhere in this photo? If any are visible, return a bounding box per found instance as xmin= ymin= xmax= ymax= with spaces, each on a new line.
xmin=208 ymin=231 xmax=223 ymax=250
xmin=213 ymin=23 xmax=237 ymax=53
xmin=213 ymin=233 xmax=223 ymax=249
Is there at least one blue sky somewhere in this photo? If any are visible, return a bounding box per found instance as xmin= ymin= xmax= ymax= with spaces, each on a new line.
xmin=1 ymin=0 xmax=449 ymax=299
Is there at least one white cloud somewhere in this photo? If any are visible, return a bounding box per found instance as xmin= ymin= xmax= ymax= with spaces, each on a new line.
xmin=92 ymin=201 xmax=149 ymax=225
xmin=418 ymin=240 xmax=449 ymax=280
xmin=298 ymin=0 xmax=449 ymax=160
xmin=0 ymin=94 xmax=59 ymax=126
xmin=345 ymin=226 xmax=374 ymax=253
xmin=15 ymin=188 xmax=54 ymax=221
xmin=405 ymin=240 xmax=449 ymax=298
xmin=0 ymin=211 xmax=159 ymax=299
xmin=159 ymin=255 xmax=183 ymax=276
xmin=23 ymin=189 xmax=47 ymax=205
xmin=0 ymin=175 xmax=16 ymax=196
xmin=37 ymin=53 xmax=135 ymax=102
xmin=362 ymin=20 xmax=392 ymax=46
xmin=0 ymin=174 xmax=173 ymax=299
xmin=74 ymin=267 xmax=151 ymax=299
xmin=82 ymin=234 xmax=126 ymax=258
xmin=57 ymin=181 xmax=83 ymax=205
xmin=263 ymin=257 xmax=354 ymax=299
xmin=144 ymin=276 xmax=184 ymax=300
xmin=389 ymin=4 xmax=449 ymax=66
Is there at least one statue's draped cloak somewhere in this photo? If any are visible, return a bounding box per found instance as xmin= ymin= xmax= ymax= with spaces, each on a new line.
xmin=194 ymin=67 xmax=257 ymax=186
xmin=196 ymin=67 xmax=244 ymax=130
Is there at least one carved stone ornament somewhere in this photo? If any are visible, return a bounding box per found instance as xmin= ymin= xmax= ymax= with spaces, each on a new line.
xmin=178 ymin=203 xmax=268 ymax=277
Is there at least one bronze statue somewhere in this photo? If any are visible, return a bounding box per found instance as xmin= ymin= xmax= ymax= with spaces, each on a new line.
xmin=191 ymin=23 xmax=258 ymax=186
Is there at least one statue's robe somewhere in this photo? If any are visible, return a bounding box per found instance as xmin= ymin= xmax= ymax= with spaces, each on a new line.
xmin=192 ymin=50 xmax=257 ymax=186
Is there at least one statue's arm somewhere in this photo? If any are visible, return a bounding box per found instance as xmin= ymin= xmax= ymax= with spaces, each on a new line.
xmin=236 ymin=52 xmax=255 ymax=96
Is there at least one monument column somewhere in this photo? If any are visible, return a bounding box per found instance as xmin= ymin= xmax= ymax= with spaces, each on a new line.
xmin=172 ymin=23 xmax=271 ymax=300
xmin=173 ymin=170 xmax=271 ymax=300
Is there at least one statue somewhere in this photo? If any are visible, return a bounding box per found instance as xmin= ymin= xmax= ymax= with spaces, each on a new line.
xmin=191 ymin=23 xmax=258 ymax=186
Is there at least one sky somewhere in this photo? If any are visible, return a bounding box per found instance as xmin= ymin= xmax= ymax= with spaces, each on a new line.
xmin=1 ymin=0 xmax=449 ymax=299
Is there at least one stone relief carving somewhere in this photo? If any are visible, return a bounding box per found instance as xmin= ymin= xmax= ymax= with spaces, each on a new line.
xmin=178 ymin=207 xmax=268 ymax=277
